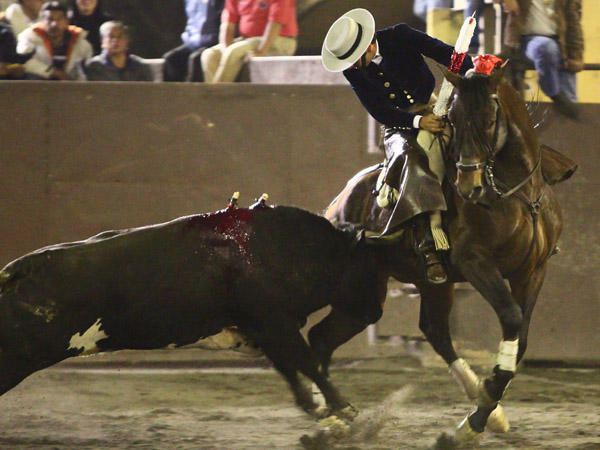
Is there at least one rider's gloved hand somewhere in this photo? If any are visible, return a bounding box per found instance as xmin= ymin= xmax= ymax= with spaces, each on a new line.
xmin=419 ymin=114 xmax=445 ymax=133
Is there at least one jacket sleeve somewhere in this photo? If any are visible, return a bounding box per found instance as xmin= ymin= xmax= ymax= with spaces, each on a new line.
xmin=66 ymin=39 xmax=93 ymax=80
xmin=17 ymin=30 xmax=52 ymax=78
xmin=343 ymin=68 xmax=416 ymax=129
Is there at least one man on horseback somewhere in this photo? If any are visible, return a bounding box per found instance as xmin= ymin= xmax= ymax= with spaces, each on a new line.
xmin=322 ymin=9 xmax=473 ymax=284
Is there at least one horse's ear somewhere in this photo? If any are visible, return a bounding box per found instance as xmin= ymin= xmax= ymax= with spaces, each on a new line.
xmin=490 ymin=59 xmax=509 ymax=86
xmin=442 ymin=67 xmax=462 ymax=88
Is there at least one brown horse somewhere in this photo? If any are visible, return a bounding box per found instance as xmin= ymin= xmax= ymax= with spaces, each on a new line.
xmin=310 ymin=65 xmax=573 ymax=442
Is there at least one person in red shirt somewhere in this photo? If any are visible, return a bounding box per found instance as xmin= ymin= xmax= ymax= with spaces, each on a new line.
xmin=201 ymin=0 xmax=297 ymax=83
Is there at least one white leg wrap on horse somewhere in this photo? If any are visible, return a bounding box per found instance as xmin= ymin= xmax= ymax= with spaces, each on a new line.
xmin=449 ymin=358 xmax=479 ymax=400
xmin=497 ymin=339 xmax=519 ymax=372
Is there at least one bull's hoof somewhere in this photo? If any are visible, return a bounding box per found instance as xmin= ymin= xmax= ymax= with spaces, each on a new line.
xmin=455 ymin=415 xmax=482 ymax=444
xmin=309 ymin=404 xmax=330 ymax=420
xmin=333 ymin=404 xmax=359 ymax=421
xmin=487 ymin=404 xmax=510 ymax=433
xmin=318 ymin=415 xmax=351 ymax=438
xmin=311 ymin=383 xmax=326 ymax=408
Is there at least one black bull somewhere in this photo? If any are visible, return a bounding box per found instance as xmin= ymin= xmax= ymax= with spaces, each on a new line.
xmin=0 ymin=205 xmax=383 ymax=417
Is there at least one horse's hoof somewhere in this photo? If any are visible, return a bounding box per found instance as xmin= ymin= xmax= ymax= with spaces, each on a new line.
xmin=318 ymin=415 xmax=351 ymax=438
xmin=455 ymin=415 xmax=482 ymax=444
xmin=486 ymin=404 xmax=510 ymax=433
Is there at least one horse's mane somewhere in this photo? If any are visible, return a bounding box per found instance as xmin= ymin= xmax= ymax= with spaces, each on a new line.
xmin=451 ymin=72 xmax=540 ymax=160
xmin=451 ymin=74 xmax=499 ymax=159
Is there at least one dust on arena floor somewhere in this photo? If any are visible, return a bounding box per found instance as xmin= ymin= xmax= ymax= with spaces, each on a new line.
xmin=0 ymin=350 xmax=597 ymax=450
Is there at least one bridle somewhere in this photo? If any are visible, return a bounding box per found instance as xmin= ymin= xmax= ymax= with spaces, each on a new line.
xmin=451 ymin=91 xmax=547 ymax=275
xmin=454 ymin=95 xmax=503 ymax=173
xmin=453 ymin=95 xmax=543 ymax=207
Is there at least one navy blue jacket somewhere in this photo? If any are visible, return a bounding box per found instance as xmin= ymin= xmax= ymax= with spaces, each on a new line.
xmin=343 ymin=23 xmax=473 ymax=130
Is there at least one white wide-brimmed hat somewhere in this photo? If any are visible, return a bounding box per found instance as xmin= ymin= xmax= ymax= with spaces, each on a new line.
xmin=322 ymin=8 xmax=375 ymax=73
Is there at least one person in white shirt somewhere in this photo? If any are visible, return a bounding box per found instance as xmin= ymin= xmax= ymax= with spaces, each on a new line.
xmin=3 ymin=0 xmax=43 ymax=36
xmin=17 ymin=1 xmax=92 ymax=79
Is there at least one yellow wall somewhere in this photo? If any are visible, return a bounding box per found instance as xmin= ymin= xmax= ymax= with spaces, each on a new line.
xmin=518 ymin=0 xmax=598 ymax=103
xmin=428 ymin=0 xmax=600 ymax=103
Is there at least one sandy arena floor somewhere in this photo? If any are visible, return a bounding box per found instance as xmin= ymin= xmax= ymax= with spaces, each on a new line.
xmin=0 ymin=352 xmax=598 ymax=450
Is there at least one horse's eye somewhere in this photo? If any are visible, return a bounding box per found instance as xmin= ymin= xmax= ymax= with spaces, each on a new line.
xmin=487 ymin=120 xmax=495 ymax=129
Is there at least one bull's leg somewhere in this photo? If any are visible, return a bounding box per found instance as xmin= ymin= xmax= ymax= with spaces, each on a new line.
xmin=260 ymin=323 xmax=353 ymax=418
xmin=308 ymin=307 xmax=369 ymax=378
xmin=267 ymin=355 xmax=318 ymax=414
xmin=451 ymin=245 xmax=523 ymax=442
xmin=308 ymin=269 xmax=388 ymax=377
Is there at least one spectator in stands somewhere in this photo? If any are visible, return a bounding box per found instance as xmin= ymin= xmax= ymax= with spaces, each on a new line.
xmin=162 ymin=0 xmax=224 ymax=82
xmin=1 ymin=0 xmax=43 ymax=36
xmin=501 ymin=0 xmax=584 ymax=119
xmin=412 ymin=0 xmax=452 ymax=23
xmin=79 ymin=20 xmax=153 ymax=81
xmin=17 ymin=1 xmax=92 ymax=80
xmin=67 ymin=0 xmax=112 ymax=55
xmin=0 ymin=21 xmax=26 ymax=78
xmin=0 ymin=0 xmax=16 ymax=11
xmin=464 ymin=0 xmax=487 ymax=54
xmin=201 ymin=0 xmax=297 ymax=83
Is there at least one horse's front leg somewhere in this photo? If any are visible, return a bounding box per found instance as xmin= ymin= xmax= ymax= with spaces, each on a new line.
xmin=417 ymin=282 xmax=509 ymax=434
xmin=509 ymin=263 xmax=548 ymax=363
xmin=451 ymin=244 xmax=523 ymax=442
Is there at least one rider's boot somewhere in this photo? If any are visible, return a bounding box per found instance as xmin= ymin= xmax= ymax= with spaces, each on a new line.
xmin=413 ymin=213 xmax=447 ymax=284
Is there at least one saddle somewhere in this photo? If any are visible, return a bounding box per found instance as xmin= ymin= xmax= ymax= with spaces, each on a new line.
xmin=376 ymin=133 xmax=447 ymax=237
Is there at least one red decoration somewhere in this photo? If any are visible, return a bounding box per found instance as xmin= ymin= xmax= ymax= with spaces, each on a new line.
xmin=449 ymin=51 xmax=467 ymax=74
xmin=473 ymin=54 xmax=503 ymax=76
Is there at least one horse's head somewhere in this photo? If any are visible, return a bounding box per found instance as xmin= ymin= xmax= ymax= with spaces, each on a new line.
xmin=445 ymin=65 xmax=509 ymax=202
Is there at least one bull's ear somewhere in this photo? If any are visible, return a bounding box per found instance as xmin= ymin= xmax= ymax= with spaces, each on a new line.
xmin=443 ymin=67 xmax=462 ymax=88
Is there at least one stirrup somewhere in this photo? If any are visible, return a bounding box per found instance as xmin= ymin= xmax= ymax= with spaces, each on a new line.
xmin=422 ymin=251 xmax=447 ymax=284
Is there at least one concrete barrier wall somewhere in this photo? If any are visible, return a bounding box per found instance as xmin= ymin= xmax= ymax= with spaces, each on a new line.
xmin=1 ymin=82 xmax=598 ymax=362
xmin=0 ymin=82 xmax=380 ymax=261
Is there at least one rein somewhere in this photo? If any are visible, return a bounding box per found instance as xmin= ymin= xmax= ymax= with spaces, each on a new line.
xmin=454 ymin=95 xmax=544 ymax=212
xmin=451 ymin=93 xmax=547 ymax=277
